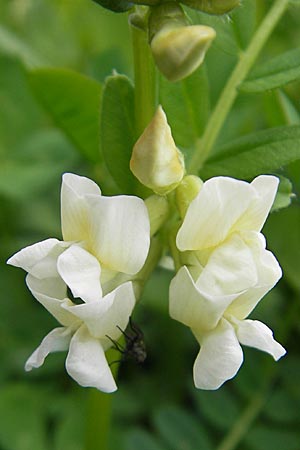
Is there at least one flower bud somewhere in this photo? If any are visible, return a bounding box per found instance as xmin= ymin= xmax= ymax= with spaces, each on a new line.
xmin=145 ymin=195 xmax=170 ymax=236
xmin=92 ymin=0 xmax=133 ymax=13
xmin=180 ymin=0 xmax=240 ymax=15
xmin=130 ymin=106 xmax=185 ymax=195
xmin=175 ymin=175 xmax=203 ymax=218
xmin=149 ymin=3 xmax=216 ymax=82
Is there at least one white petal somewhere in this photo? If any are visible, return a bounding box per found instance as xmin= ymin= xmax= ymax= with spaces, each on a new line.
xmin=225 ymin=232 xmax=282 ymax=319
xmin=169 ymin=267 xmax=239 ymax=332
xmin=193 ymin=318 xmax=243 ymax=390
xmin=234 ymin=319 xmax=286 ymax=361
xmin=197 ymin=233 xmax=258 ymax=296
xmin=61 ymin=173 xmax=101 ymax=242
xmin=25 ymin=327 xmax=72 ymax=371
xmin=86 ymin=195 xmax=150 ymax=275
xmin=57 ymin=245 xmax=102 ymax=303
xmin=7 ymin=238 xmax=62 ymax=277
xmin=233 ymin=176 xmax=279 ymax=232
xmin=66 ymin=325 xmax=117 ymax=393
xmin=26 ymin=274 xmax=76 ymax=327
xmin=177 ymin=177 xmax=254 ymax=251
xmin=62 ymin=282 xmax=135 ymax=343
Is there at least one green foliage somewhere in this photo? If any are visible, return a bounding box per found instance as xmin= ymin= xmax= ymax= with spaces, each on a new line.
xmin=160 ymin=66 xmax=210 ymax=150
xmin=240 ymin=47 xmax=300 ymax=92
xmin=271 ymin=176 xmax=294 ymax=212
xmin=100 ymin=74 xmax=138 ymax=194
xmin=28 ymin=68 xmax=102 ymax=162
xmin=124 ymin=429 xmax=165 ymax=450
xmin=200 ymin=125 xmax=300 ymax=179
xmin=1 ymin=1 xmax=300 ymax=450
xmin=153 ymin=405 xmax=213 ymax=450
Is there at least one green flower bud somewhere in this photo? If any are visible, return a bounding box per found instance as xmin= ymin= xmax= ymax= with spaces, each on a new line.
xmin=130 ymin=106 xmax=185 ymax=195
xmin=149 ymin=3 xmax=216 ymax=82
xmin=145 ymin=195 xmax=170 ymax=236
xmin=175 ymin=175 xmax=203 ymax=218
xmin=92 ymin=0 xmax=133 ymax=13
xmin=180 ymin=0 xmax=240 ymax=15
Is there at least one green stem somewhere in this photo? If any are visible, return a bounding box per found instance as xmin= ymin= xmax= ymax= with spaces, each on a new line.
xmin=131 ymin=10 xmax=158 ymax=138
xmin=85 ymin=389 xmax=113 ymax=450
xmin=216 ymin=391 xmax=266 ymax=450
xmin=188 ymin=0 xmax=290 ymax=174
xmin=85 ymin=350 xmax=120 ymax=450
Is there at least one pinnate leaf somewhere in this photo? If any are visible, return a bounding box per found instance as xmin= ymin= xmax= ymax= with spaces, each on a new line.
xmin=200 ymin=125 xmax=300 ymax=179
xmin=240 ymin=48 xmax=300 ymax=93
xmin=28 ymin=68 xmax=102 ymax=162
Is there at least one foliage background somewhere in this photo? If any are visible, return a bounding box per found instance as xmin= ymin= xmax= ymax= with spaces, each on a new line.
xmin=0 ymin=0 xmax=299 ymax=449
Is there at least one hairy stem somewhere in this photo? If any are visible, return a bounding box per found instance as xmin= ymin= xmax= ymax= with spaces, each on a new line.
xmin=188 ymin=0 xmax=290 ymax=174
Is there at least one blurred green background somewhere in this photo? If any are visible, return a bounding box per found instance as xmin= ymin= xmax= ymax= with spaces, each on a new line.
xmin=0 ymin=1 xmax=300 ymax=449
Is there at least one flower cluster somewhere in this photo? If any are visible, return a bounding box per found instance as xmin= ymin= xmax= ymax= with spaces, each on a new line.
xmin=8 ymin=110 xmax=286 ymax=393
xmin=170 ymin=175 xmax=286 ymax=389
xmin=8 ymin=173 xmax=150 ymax=392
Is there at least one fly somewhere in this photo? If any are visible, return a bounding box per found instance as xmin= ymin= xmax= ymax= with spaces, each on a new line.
xmin=106 ymin=317 xmax=147 ymax=365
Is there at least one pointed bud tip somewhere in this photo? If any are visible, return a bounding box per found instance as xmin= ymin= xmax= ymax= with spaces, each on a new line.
xmin=130 ymin=106 xmax=185 ymax=195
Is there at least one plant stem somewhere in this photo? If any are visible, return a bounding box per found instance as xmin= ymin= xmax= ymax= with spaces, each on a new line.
xmin=85 ymin=350 xmax=120 ymax=450
xmin=85 ymin=389 xmax=113 ymax=450
xmin=188 ymin=0 xmax=290 ymax=174
xmin=216 ymin=390 xmax=266 ymax=450
xmin=131 ymin=11 xmax=158 ymax=138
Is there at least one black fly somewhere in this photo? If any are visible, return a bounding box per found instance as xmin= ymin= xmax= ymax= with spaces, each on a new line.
xmin=106 ymin=317 xmax=147 ymax=365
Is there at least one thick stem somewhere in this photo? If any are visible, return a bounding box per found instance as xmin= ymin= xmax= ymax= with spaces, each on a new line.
xmin=188 ymin=0 xmax=290 ymax=174
xmin=131 ymin=13 xmax=158 ymax=138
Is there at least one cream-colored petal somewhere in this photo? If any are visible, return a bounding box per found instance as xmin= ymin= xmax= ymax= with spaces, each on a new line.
xmin=62 ymin=282 xmax=135 ymax=343
xmin=25 ymin=327 xmax=73 ymax=371
xmin=66 ymin=325 xmax=117 ymax=393
xmin=61 ymin=173 xmax=101 ymax=242
xmin=57 ymin=245 xmax=102 ymax=303
xmin=193 ymin=318 xmax=243 ymax=390
xmin=234 ymin=318 xmax=286 ymax=361
xmin=177 ymin=177 xmax=254 ymax=251
xmin=232 ymin=176 xmax=279 ymax=233
xmin=225 ymin=232 xmax=282 ymax=319
xmin=26 ymin=274 xmax=76 ymax=327
xmin=197 ymin=233 xmax=258 ymax=297
xmin=169 ymin=267 xmax=239 ymax=332
xmin=7 ymin=238 xmax=62 ymax=277
xmin=86 ymin=195 xmax=150 ymax=275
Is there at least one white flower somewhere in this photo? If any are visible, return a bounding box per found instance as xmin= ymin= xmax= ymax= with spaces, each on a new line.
xmin=170 ymin=175 xmax=286 ymax=390
xmin=7 ymin=173 xmax=150 ymax=392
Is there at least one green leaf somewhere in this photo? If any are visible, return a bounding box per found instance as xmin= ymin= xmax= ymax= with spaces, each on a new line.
xmin=231 ymin=0 xmax=257 ymax=50
xmin=28 ymin=68 xmax=102 ymax=162
xmin=124 ymin=429 xmax=165 ymax=450
xmin=271 ymin=176 xmax=294 ymax=212
xmin=193 ymin=388 xmax=240 ymax=430
xmin=240 ymin=48 xmax=300 ymax=93
xmin=200 ymin=125 xmax=300 ymax=179
xmin=263 ymin=389 xmax=300 ymax=423
xmin=160 ymin=65 xmax=210 ymax=150
xmin=264 ymin=206 xmax=300 ymax=292
xmin=101 ymin=73 xmax=138 ymax=193
xmin=0 ymin=383 xmax=49 ymax=450
xmin=245 ymin=426 xmax=300 ymax=450
xmin=0 ymin=25 xmax=48 ymax=68
xmin=0 ymin=161 xmax=63 ymax=200
xmin=153 ymin=405 xmax=213 ymax=450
